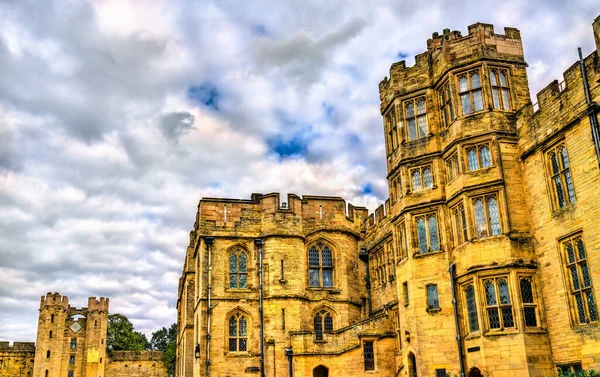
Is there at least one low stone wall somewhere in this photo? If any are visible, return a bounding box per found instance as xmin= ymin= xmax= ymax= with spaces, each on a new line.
xmin=106 ymin=351 xmax=168 ymax=377
xmin=0 ymin=342 xmax=36 ymax=377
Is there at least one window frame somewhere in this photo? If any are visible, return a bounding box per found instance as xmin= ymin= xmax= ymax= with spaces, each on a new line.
xmin=465 ymin=143 xmax=493 ymax=171
xmin=227 ymin=312 xmax=248 ymax=353
xmin=228 ymin=248 xmax=248 ymax=290
xmin=385 ymin=106 xmax=399 ymax=154
xmin=439 ymin=80 xmax=455 ymax=128
xmin=402 ymin=281 xmax=409 ymax=306
xmin=489 ymin=67 xmax=511 ymax=110
xmin=410 ymin=165 xmax=434 ymax=191
xmin=414 ymin=213 xmax=440 ymax=254
xmin=457 ymin=68 xmax=484 ymax=115
xmin=404 ymin=96 xmax=428 ymax=141
xmin=426 ymin=284 xmax=440 ymax=311
xmin=482 ymin=277 xmax=515 ymax=330
xmin=313 ymin=309 xmax=334 ymax=341
xmin=464 ymin=283 xmax=480 ymax=334
xmin=451 ymin=202 xmax=469 ymax=247
xmin=445 ymin=152 xmax=460 ymax=182
xmin=518 ymin=276 xmax=540 ymax=328
xmin=545 ymin=143 xmax=576 ymax=211
xmin=471 ymin=193 xmax=502 ymax=239
xmin=363 ymin=340 xmax=376 ymax=371
xmin=308 ymin=242 xmax=335 ymax=288
xmin=560 ymin=234 xmax=598 ymax=325
xmin=396 ymin=221 xmax=409 ymax=261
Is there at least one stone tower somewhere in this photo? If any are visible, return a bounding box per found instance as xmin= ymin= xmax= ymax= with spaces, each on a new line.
xmin=33 ymin=293 xmax=109 ymax=377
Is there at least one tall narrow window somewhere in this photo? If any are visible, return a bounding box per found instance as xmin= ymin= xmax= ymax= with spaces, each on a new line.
xmin=68 ymin=372 xmax=74 ymax=377
xmin=386 ymin=107 xmax=398 ymax=153
xmin=229 ymin=249 xmax=248 ymax=289
xmin=415 ymin=214 xmax=440 ymax=253
xmin=473 ymin=195 xmax=501 ymax=238
xmin=49 ymin=330 xmax=52 ymax=338
xmin=69 ymin=355 xmax=75 ymax=365
xmin=50 ymin=314 xmax=54 ymax=323
xmin=427 ymin=285 xmax=439 ymax=310
xmin=490 ymin=68 xmax=511 ymax=110
xmin=405 ymin=97 xmax=428 ymax=140
xmin=363 ymin=341 xmax=375 ymax=371
xmin=46 ymin=350 xmax=50 ymax=358
xmin=282 ymin=309 xmax=286 ymax=330
xmin=313 ymin=309 xmax=333 ymax=341
xmin=452 ymin=203 xmax=468 ymax=246
xmin=411 ymin=165 xmax=433 ymax=191
xmin=308 ymin=243 xmax=334 ymax=287
xmin=70 ymin=338 xmax=77 ymax=349
xmin=562 ymin=236 xmax=598 ymax=324
xmin=466 ymin=143 xmax=492 ymax=171
xmin=547 ymin=144 xmax=576 ymax=210
xmin=228 ymin=313 xmax=248 ymax=352
xmin=519 ymin=277 xmax=538 ymax=327
xmin=397 ymin=222 xmax=408 ymax=260
xmin=403 ymin=282 xmax=409 ymax=305
xmin=484 ymin=278 xmax=514 ymax=329
xmin=445 ymin=153 xmax=460 ymax=181
xmin=465 ymin=284 xmax=479 ymax=332
xmin=439 ymin=82 xmax=455 ymax=128
xmin=458 ymin=70 xmax=484 ymax=115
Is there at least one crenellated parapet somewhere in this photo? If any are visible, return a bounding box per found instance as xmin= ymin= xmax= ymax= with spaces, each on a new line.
xmin=40 ymin=292 xmax=69 ymax=310
xmin=0 ymin=342 xmax=36 ymax=353
xmin=87 ymin=297 xmax=109 ymax=312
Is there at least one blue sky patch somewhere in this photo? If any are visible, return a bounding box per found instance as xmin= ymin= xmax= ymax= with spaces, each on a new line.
xmin=362 ymin=183 xmax=373 ymax=195
xmin=253 ymin=24 xmax=268 ymax=36
xmin=397 ymin=51 xmax=409 ymax=59
xmin=188 ymin=83 xmax=220 ymax=110
xmin=267 ymin=134 xmax=309 ymax=158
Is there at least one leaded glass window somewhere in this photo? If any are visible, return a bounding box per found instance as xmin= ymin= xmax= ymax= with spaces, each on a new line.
xmin=308 ymin=243 xmax=334 ymax=287
xmin=466 ymin=143 xmax=492 ymax=171
xmin=472 ymin=194 xmax=502 ymax=238
xmin=562 ymin=236 xmax=598 ymax=324
xmin=458 ymin=70 xmax=484 ymax=115
xmin=427 ymin=285 xmax=439 ymax=310
xmin=415 ymin=214 xmax=440 ymax=254
xmin=452 ymin=203 xmax=468 ymax=246
xmin=364 ymin=341 xmax=375 ymax=371
xmin=229 ymin=249 xmax=248 ymax=289
xmin=405 ymin=97 xmax=428 ymax=140
xmin=465 ymin=285 xmax=479 ymax=332
xmin=314 ymin=309 xmax=333 ymax=341
xmin=520 ymin=278 xmax=538 ymax=327
xmin=228 ymin=313 xmax=248 ymax=352
xmin=439 ymin=82 xmax=455 ymax=128
xmin=490 ymin=68 xmax=511 ymax=110
xmin=484 ymin=278 xmax=514 ymax=329
xmin=397 ymin=222 xmax=408 ymax=260
xmin=411 ymin=165 xmax=433 ymax=191
xmin=445 ymin=153 xmax=460 ymax=181
xmin=386 ymin=107 xmax=398 ymax=154
xmin=547 ymin=144 xmax=576 ymax=210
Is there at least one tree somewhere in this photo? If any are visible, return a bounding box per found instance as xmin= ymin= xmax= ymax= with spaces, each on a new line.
xmin=107 ymin=313 xmax=150 ymax=351
xmin=151 ymin=323 xmax=177 ymax=376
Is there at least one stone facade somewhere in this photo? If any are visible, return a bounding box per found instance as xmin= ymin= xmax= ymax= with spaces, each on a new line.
xmin=178 ymin=16 xmax=600 ymax=377
xmin=0 ymin=293 xmax=168 ymax=377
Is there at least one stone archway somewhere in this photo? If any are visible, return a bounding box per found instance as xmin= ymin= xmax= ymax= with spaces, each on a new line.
xmin=468 ymin=367 xmax=483 ymax=377
xmin=407 ymin=352 xmax=417 ymax=377
xmin=313 ymin=365 xmax=329 ymax=377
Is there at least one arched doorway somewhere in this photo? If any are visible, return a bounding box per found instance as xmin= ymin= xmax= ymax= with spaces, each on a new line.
xmin=313 ymin=365 xmax=329 ymax=377
xmin=468 ymin=367 xmax=483 ymax=377
xmin=407 ymin=352 xmax=417 ymax=377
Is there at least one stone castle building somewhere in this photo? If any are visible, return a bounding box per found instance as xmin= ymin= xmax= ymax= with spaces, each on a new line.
xmin=0 ymin=293 xmax=167 ymax=377
xmin=176 ymin=16 xmax=600 ymax=377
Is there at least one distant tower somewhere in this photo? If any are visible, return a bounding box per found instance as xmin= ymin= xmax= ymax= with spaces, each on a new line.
xmin=33 ymin=293 xmax=109 ymax=377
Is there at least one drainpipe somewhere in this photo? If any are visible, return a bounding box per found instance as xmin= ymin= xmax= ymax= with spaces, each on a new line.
xmin=359 ymin=248 xmax=373 ymax=315
xmin=579 ymin=47 xmax=600 ymax=168
xmin=255 ymin=238 xmax=266 ymax=377
xmin=449 ymin=263 xmax=466 ymax=377
xmin=204 ymin=237 xmax=215 ymax=377
xmin=285 ymin=347 xmax=293 ymax=377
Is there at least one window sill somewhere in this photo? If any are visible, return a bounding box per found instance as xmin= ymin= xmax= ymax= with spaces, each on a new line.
xmin=413 ymin=249 xmax=444 ymax=258
xmin=308 ymin=287 xmax=341 ymax=294
xmin=226 ymin=288 xmax=252 ymax=293
xmin=483 ymin=328 xmax=519 ymax=337
xmin=402 ymin=134 xmax=433 ymax=145
xmin=465 ymin=165 xmax=495 ymax=174
xmin=464 ymin=332 xmax=481 ymax=340
xmin=313 ymin=340 xmax=328 ymax=344
xmin=225 ymin=352 xmax=253 ymax=358
xmin=523 ymin=327 xmax=547 ymax=334
xmin=551 ymin=203 xmax=577 ymax=217
xmin=426 ymin=307 xmax=441 ymax=314
xmin=459 ymin=110 xmax=486 ymax=119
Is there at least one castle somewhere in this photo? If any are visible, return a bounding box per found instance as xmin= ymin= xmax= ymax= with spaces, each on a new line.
xmin=175 ymin=16 xmax=600 ymax=377
xmin=0 ymin=293 xmax=168 ymax=377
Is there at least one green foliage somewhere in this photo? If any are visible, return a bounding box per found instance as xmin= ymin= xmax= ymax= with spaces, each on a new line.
xmin=107 ymin=313 xmax=150 ymax=351
xmin=151 ymin=323 xmax=177 ymax=377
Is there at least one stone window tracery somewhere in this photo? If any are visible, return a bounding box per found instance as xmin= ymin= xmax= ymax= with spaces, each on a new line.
xmin=519 ymin=277 xmax=538 ymax=327
xmin=411 ymin=165 xmax=433 ymax=191
xmin=397 ymin=222 xmax=408 ymax=261
xmin=228 ymin=313 xmax=248 ymax=352
xmin=465 ymin=284 xmax=479 ymax=333
xmin=483 ymin=277 xmax=514 ymax=329
xmin=405 ymin=96 xmax=428 ymax=140
xmin=452 ymin=203 xmax=468 ymax=246
xmin=363 ymin=341 xmax=375 ymax=371
xmin=439 ymin=81 xmax=455 ymax=128
xmin=472 ymin=194 xmax=501 ymax=239
xmin=466 ymin=143 xmax=492 ymax=171
xmin=229 ymin=249 xmax=248 ymax=289
xmin=490 ymin=68 xmax=511 ymax=110
xmin=308 ymin=243 xmax=334 ymax=287
xmin=458 ymin=69 xmax=484 ymax=115
xmin=386 ymin=107 xmax=398 ymax=153
xmin=445 ymin=152 xmax=460 ymax=181
xmin=546 ymin=144 xmax=576 ymax=210
xmin=313 ymin=309 xmax=333 ymax=341
xmin=415 ymin=213 xmax=440 ymax=254
xmin=427 ymin=285 xmax=439 ymax=310
xmin=562 ymin=235 xmax=598 ymax=325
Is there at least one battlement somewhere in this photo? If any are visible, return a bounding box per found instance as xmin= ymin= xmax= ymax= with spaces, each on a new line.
xmin=195 ymin=192 xmax=368 ymax=234
xmin=379 ymin=22 xmax=524 ymax=111
xmin=364 ymin=198 xmax=391 ymax=231
xmin=40 ymin=292 xmax=69 ymax=309
xmin=108 ymin=350 xmax=164 ymax=362
xmin=88 ymin=296 xmax=109 ymax=312
xmin=0 ymin=342 xmax=36 ymax=353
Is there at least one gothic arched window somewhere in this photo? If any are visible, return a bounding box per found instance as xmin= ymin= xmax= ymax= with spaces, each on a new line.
xmin=229 ymin=249 xmax=248 ymax=289
xmin=228 ymin=313 xmax=248 ymax=352
xmin=308 ymin=243 xmax=334 ymax=287
xmin=313 ymin=309 xmax=334 ymax=341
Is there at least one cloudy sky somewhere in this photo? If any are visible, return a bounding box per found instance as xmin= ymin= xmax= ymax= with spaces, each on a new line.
xmin=1 ymin=0 xmax=598 ymax=342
